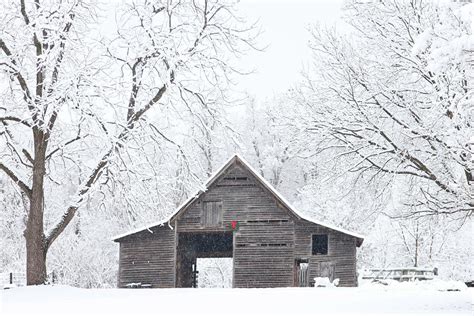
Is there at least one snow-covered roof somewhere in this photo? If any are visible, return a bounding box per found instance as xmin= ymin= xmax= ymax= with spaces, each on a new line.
xmin=113 ymin=154 xmax=365 ymax=245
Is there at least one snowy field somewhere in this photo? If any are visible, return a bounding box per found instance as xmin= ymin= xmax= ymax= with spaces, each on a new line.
xmin=1 ymin=285 xmax=473 ymax=316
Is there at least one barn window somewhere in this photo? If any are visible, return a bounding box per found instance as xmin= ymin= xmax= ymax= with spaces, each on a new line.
xmin=223 ymin=176 xmax=249 ymax=181
xmin=217 ymin=175 xmax=254 ymax=187
xmin=235 ymin=243 xmax=289 ymax=248
xmin=312 ymin=234 xmax=328 ymax=255
xmin=201 ymin=201 xmax=223 ymax=227
xmin=247 ymin=219 xmax=289 ymax=224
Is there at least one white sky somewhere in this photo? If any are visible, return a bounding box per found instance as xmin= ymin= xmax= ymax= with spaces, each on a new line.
xmin=100 ymin=0 xmax=346 ymax=102
xmin=236 ymin=0 xmax=345 ymax=101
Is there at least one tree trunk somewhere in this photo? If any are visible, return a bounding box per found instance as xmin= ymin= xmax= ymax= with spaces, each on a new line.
xmin=25 ymin=229 xmax=47 ymax=285
xmin=25 ymin=132 xmax=48 ymax=285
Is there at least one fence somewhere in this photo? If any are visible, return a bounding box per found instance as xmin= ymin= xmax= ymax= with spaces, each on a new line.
xmin=361 ymin=267 xmax=437 ymax=282
xmin=0 ymin=272 xmax=27 ymax=287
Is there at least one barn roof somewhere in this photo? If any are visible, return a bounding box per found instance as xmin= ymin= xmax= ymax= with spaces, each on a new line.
xmin=113 ymin=154 xmax=365 ymax=246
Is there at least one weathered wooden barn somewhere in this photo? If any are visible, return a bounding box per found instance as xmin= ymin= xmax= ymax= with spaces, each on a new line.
xmin=113 ymin=154 xmax=364 ymax=288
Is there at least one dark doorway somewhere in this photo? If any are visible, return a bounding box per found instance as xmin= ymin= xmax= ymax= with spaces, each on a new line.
xmin=176 ymin=232 xmax=233 ymax=288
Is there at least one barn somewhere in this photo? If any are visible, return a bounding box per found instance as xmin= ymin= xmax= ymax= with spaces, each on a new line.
xmin=113 ymin=154 xmax=364 ymax=288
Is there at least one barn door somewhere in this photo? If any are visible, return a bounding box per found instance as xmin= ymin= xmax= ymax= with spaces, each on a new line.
xmin=320 ymin=262 xmax=335 ymax=282
xmin=201 ymin=201 xmax=223 ymax=227
xmin=295 ymin=259 xmax=309 ymax=287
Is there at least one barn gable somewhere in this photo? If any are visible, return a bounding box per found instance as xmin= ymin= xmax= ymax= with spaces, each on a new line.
xmin=113 ymin=154 xmax=364 ymax=246
xmin=174 ymin=162 xmax=291 ymax=230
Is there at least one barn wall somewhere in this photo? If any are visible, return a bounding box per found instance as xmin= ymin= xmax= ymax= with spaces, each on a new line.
xmin=118 ymin=226 xmax=176 ymax=288
xmin=177 ymin=163 xmax=295 ymax=288
xmin=233 ymin=221 xmax=295 ymax=288
xmin=294 ymin=219 xmax=358 ymax=287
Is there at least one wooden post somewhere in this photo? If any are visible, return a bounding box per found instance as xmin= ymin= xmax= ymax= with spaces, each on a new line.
xmin=192 ymin=260 xmax=198 ymax=288
xmin=10 ymin=272 xmax=13 ymax=284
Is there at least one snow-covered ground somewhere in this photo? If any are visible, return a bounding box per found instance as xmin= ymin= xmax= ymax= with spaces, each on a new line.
xmin=1 ymin=285 xmax=473 ymax=316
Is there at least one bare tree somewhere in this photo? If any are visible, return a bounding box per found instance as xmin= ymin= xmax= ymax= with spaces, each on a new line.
xmin=0 ymin=0 xmax=256 ymax=285
xmin=295 ymin=0 xmax=473 ymax=221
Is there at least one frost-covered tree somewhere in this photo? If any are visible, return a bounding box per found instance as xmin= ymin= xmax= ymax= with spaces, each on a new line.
xmin=241 ymin=95 xmax=302 ymax=190
xmin=295 ymin=0 xmax=473 ymax=221
xmin=0 ymin=180 xmax=26 ymax=275
xmin=236 ymin=92 xmax=383 ymax=232
xmin=196 ymin=258 xmax=232 ymax=288
xmin=0 ymin=0 xmax=256 ymax=285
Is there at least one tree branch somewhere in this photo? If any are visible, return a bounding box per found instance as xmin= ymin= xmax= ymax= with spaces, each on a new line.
xmin=46 ymin=83 xmax=171 ymax=248
xmin=0 ymin=38 xmax=34 ymax=107
xmin=0 ymin=116 xmax=32 ymax=128
xmin=45 ymin=147 xmax=112 ymax=248
xmin=0 ymin=161 xmax=32 ymax=199
xmin=45 ymin=133 xmax=84 ymax=160
xmin=20 ymin=0 xmax=31 ymax=25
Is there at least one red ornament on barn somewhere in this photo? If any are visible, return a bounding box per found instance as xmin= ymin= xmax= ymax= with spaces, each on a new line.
xmin=230 ymin=220 xmax=239 ymax=231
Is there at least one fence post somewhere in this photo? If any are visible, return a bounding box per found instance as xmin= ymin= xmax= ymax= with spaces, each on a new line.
xmin=10 ymin=272 xmax=13 ymax=284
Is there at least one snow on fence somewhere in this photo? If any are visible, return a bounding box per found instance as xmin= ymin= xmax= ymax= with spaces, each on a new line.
xmin=1 ymin=272 xmax=26 ymax=287
xmin=361 ymin=267 xmax=438 ymax=282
